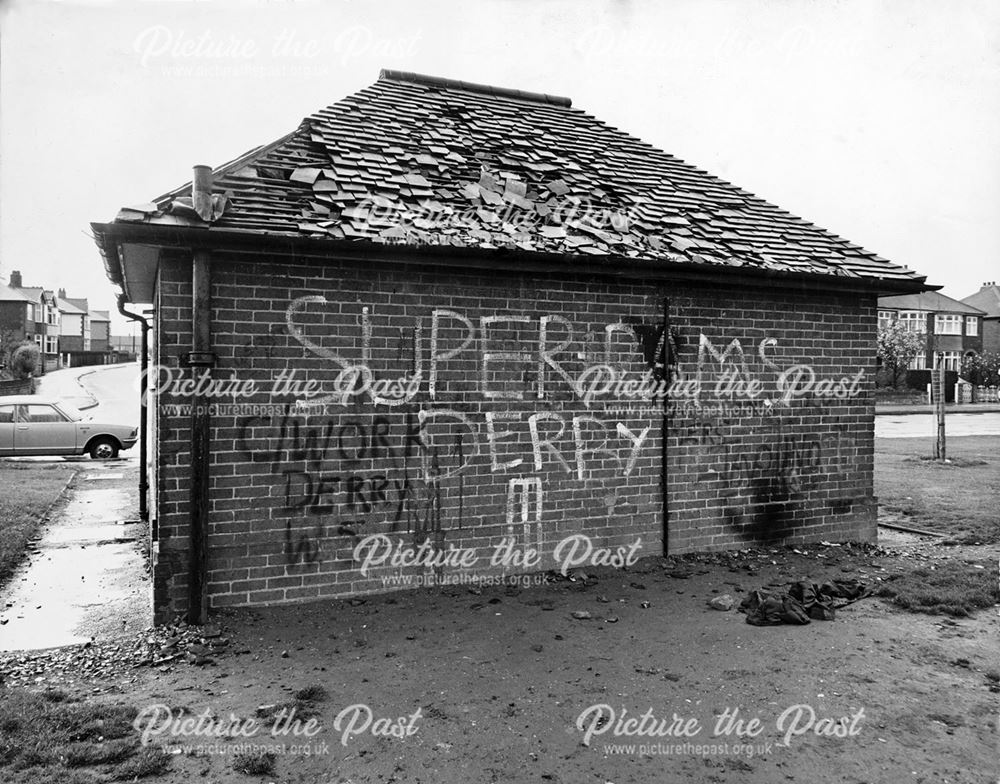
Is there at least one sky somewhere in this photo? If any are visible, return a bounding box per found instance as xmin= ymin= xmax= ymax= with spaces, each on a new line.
xmin=1 ymin=0 xmax=998 ymax=334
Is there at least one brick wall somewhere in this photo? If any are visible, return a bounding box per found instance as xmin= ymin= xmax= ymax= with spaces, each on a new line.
xmin=664 ymin=290 xmax=876 ymax=551
xmin=983 ymin=318 xmax=1000 ymax=355
xmin=154 ymin=253 xmax=194 ymax=620
xmin=150 ymin=251 xmax=876 ymax=620
xmin=0 ymin=302 xmax=32 ymax=341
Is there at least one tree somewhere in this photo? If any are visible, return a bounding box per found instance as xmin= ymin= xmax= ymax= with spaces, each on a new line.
xmin=876 ymin=322 xmax=925 ymax=388
xmin=10 ymin=342 xmax=39 ymax=379
xmin=960 ymin=351 xmax=1000 ymax=387
xmin=0 ymin=328 xmax=17 ymax=379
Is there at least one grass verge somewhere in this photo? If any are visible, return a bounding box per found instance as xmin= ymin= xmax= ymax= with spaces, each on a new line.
xmin=875 ymin=435 xmax=1000 ymax=543
xmin=877 ymin=560 xmax=1000 ymax=616
xmin=0 ymin=464 xmax=77 ymax=587
xmin=0 ymin=688 xmax=170 ymax=782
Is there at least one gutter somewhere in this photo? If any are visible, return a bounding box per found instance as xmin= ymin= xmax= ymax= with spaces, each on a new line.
xmin=187 ymin=166 xmax=215 ymax=626
xmin=92 ymin=221 xmax=936 ymax=301
xmin=116 ymin=293 xmax=150 ymax=523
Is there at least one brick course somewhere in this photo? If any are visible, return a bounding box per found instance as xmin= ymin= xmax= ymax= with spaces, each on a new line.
xmin=150 ymin=252 xmax=876 ymax=620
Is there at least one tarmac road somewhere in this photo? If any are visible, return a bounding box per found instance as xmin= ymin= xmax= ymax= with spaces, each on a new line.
xmin=36 ymin=362 xmax=140 ymax=427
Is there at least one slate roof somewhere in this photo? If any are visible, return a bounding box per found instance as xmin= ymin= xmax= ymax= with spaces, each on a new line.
xmin=878 ymin=291 xmax=985 ymax=315
xmin=99 ymin=69 xmax=927 ymax=290
xmin=0 ymin=283 xmax=35 ymax=303
xmin=90 ymin=310 xmax=111 ymax=322
xmin=961 ymin=284 xmax=1000 ymax=317
xmin=15 ymin=286 xmax=56 ymax=305
xmin=56 ymin=297 xmax=87 ymax=315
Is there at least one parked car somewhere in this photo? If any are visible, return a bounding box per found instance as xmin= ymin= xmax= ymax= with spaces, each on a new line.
xmin=0 ymin=396 xmax=137 ymax=459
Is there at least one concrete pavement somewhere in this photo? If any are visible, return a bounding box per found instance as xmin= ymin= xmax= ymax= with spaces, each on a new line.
xmin=0 ymin=461 xmax=150 ymax=651
xmin=0 ymin=363 xmax=149 ymax=652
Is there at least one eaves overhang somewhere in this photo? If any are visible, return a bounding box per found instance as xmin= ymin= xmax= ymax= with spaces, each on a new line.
xmin=93 ymin=221 xmax=937 ymax=306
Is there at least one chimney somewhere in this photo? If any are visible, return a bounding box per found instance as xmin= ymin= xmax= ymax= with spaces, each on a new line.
xmin=9 ymin=270 xmax=21 ymax=288
xmin=58 ymin=288 xmax=66 ymax=299
xmin=192 ymin=165 xmax=213 ymax=222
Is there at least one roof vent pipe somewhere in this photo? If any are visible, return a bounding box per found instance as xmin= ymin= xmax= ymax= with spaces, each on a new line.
xmin=192 ymin=165 xmax=214 ymax=222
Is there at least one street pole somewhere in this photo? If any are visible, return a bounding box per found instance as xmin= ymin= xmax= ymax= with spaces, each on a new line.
xmin=933 ymin=351 xmax=946 ymax=461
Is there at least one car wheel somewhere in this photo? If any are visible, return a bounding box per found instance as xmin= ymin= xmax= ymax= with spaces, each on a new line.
xmin=89 ymin=438 xmax=119 ymax=460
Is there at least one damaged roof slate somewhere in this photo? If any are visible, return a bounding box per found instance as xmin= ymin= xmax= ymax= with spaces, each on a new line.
xmin=103 ymin=69 xmax=925 ymax=286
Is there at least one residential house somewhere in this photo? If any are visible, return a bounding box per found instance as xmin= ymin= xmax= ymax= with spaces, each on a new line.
xmin=5 ymin=271 xmax=61 ymax=372
xmin=878 ymin=291 xmax=985 ymax=371
xmin=961 ymin=282 xmax=1000 ymax=354
xmin=90 ymin=310 xmax=111 ymax=351
xmin=0 ymin=281 xmax=39 ymax=372
xmin=56 ymin=290 xmax=91 ymax=351
xmin=92 ymin=70 xmax=931 ymax=623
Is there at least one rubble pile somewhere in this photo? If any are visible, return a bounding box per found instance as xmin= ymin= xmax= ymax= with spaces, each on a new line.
xmin=0 ymin=620 xmax=232 ymax=688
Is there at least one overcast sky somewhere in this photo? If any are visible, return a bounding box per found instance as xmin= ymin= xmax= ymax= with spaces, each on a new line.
xmin=2 ymin=0 xmax=998 ymax=333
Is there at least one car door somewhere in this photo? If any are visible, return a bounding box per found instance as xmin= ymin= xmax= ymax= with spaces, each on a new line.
xmin=14 ymin=403 xmax=76 ymax=456
xmin=0 ymin=403 xmax=14 ymax=456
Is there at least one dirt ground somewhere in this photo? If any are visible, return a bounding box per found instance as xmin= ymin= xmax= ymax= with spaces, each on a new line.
xmin=3 ymin=542 xmax=996 ymax=783
xmin=2 ymin=446 xmax=999 ymax=783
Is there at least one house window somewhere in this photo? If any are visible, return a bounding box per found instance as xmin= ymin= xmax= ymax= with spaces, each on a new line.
xmin=33 ymin=334 xmax=43 ymax=348
xmin=907 ymin=354 xmax=927 ymax=370
xmin=934 ymin=314 xmax=962 ymax=335
xmin=935 ymin=351 xmax=961 ymax=371
xmin=26 ymin=304 xmax=34 ymax=321
xmin=966 ymin=316 xmax=978 ymax=337
xmin=878 ymin=310 xmax=894 ymax=329
xmin=898 ymin=311 xmax=927 ymax=334
xmin=45 ymin=336 xmax=58 ymax=354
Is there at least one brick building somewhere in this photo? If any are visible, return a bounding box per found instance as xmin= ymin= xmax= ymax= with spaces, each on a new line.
xmin=0 ymin=282 xmax=38 ymax=340
xmin=89 ymin=310 xmax=111 ymax=351
xmin=93 ymin=71 xmax=929 ymax=623
xmin=962 ymin=282 xmax=1000 ymax=354
xmin=56 ymin=289 xmax=92 ymax=351
xmin=877 ymin=291 xmax=985 ymax=371
xmin=2 ymin=271 xmax=60 ymax=372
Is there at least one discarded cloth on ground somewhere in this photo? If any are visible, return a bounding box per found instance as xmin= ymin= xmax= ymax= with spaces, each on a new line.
xmin=739 ymin=579 xmax=867 ymax=626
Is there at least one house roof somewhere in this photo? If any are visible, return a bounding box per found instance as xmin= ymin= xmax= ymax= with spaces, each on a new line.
xmin=19 ymin=287 xmax=43 ymax=301
xmin=878 ymin=291 xmax=986 ymax=315
xmin=56 ymin=297 xmax=87 ymax=315
xmin=961 ymin=284 xmax=1000 ymax=317
xmin=10 ymin=286 xmax=55 ymax=305
xmin=0 ymin=282 xmax=36 ymax=303
xmin=90 ymin=310 xmax=111 ymax=322
xmin=94 ymin=69 xmax=930 ymax=302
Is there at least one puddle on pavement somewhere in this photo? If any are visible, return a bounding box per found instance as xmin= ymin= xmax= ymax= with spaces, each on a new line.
xmin=0 ymin=472 xmax=149 ymax=653
xmin=45 ymin=523 xmax=142 ymax=546
xmin=0 ymin=544 xmax=144 ymax=651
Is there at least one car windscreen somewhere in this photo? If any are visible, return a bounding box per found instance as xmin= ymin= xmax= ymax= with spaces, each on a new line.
xmin=55 ymin=402 xmax=85 ymax=422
